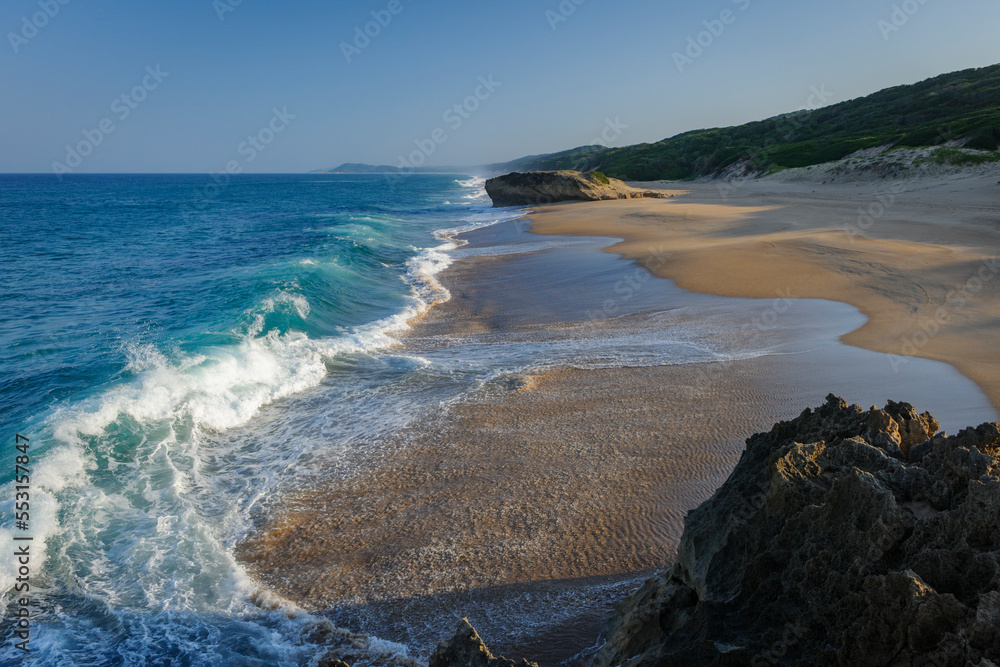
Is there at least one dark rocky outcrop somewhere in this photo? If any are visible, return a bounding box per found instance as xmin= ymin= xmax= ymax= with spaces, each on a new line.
xmin=429 ymin=396 xmax=1000 ymax=667
xmin=589 ymin=395 xmax=1000 ymax=667
xmin=485 ymin=171 xmax=671 ymax=208
xmin=429 ymin=620 xmax=537 ymax=667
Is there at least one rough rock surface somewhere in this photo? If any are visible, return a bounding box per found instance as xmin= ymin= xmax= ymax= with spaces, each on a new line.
xmin=587 ymin=395 xmax=1000 ymax=667
xmin=429 ymin=619 xmax=537 ymax=667
xmin=300 ymin=617 xmax=422 ymax=667
xmin=485 ymin=170 xmax=671 ymax=207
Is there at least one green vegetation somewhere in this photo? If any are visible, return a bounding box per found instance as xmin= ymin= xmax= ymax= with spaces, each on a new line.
xmin=916 ymin=146 xmax=1000 ymax=167
xmin=325 ymin=65 xmax=1000 ymax=181
xmin=965 ymin=126 xmax=1000 ymax=151
xmin=588 ymin=171 xmax=611 ymax=185
xmin=525 ymin=64 xmax=1000 ymax=181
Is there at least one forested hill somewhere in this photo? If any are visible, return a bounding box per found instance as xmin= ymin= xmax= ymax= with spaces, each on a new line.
xmin=562 ymin=63 xmax=1000 ymax=181
xmin=320 ymin=64 xmax=1000 ymax=181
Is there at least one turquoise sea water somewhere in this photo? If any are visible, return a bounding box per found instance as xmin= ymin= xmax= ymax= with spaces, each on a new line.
xmin=0 ymin=173 xmax=524 ymax=665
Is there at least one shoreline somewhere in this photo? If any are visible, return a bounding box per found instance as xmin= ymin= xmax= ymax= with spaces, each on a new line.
xmin=236 ymin=194 xmax=997 ymax=663
xmin=526 ymin=174 xmax=1000 ymax=411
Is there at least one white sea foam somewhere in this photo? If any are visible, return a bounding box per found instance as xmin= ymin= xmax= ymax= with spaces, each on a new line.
xmin=123 ymin=340 xmax=170 ymax=373
xmin=455 ymin=176 xmax=491 ymax=203
xmin=260 ymin=290 xmax=312 ymax=320
xmin=454 ymin=176 xmax=486 ymax=189
xmin=0 ymin=193 xmax=500 ymax=608
xmin=366 ymin=637 xmax=412 ymax=661
xmin=0 ymin=181 xmax=537 ymax=662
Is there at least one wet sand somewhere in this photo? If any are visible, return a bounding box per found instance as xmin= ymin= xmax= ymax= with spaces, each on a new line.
xmin=237 ymin=184 xmax=999 ymax=664
xmin=240 ymin=360 xmax=787 ymax=661
xmin=536 ymin=175 xmax=1000 ymax=409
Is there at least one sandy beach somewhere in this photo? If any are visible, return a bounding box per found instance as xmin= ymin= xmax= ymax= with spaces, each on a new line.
xmin=536 ymin=174 xmax=1000 ymax=409
xmin=237 ymin=174 xmax=999 ymax=664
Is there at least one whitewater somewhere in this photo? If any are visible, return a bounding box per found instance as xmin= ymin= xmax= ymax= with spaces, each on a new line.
xmin=0 ymin=174 xmax=521 ymax=665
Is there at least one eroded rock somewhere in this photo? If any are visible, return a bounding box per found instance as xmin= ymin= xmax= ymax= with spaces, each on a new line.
xmin=429 ymin=619 xmax=537 ymax=667
xmin=485 ymin=171 xmax=671 ymax=207
xmin=592 ymin=395 xmax=1000 ymax=667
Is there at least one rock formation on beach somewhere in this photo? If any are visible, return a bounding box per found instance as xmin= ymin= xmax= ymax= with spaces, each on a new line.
xmin=485 ymin=171 xmax=672 ymax=207
xmin=431 ymin=395 xmax=1000 ymax=666
xmin=429 ymin=620 xmax=536 ymax=667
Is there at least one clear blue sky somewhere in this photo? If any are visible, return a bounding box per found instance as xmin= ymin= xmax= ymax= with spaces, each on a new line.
xmin=2 ymin=0 xmax=998 ymax=173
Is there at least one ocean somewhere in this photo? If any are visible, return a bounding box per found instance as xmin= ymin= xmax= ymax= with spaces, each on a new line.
xmin=0 ymin=173 xmax=526 ymax=665
xmin=1 ymin=174 xmax=996 ymax=666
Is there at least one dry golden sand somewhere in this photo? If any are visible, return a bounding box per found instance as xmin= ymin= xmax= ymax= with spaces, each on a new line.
xmin=531 ymin=176 xmax=1000 ymax=409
